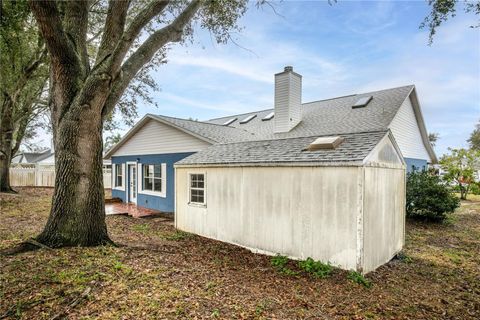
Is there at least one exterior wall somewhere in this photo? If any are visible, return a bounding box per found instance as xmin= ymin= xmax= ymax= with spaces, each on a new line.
xmin=404 ymin=158 xmax=428 ymax=173
xmin=176 ymin=166 xmax=362 ymax=271
xmin=389 ymin=96 xmax=431 ymax=162
xmin=113 ymin=119 xmax=210 ymax=156
xmin=362 ymin=167 xmax=406 ymax=273
xmin=112 ymin=153 xmax=194 ymax=212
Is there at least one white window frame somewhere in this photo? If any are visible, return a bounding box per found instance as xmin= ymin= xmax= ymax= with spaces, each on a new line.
xmin=138 ymin=163 xmax=166 ymax=198
xmin=112 ymin=163 xmax=125 ymax=191
xmin=188 ymin=172 xmax=206 ymax=207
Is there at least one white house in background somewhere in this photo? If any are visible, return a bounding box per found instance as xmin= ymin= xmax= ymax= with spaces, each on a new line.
xmin=105 ymin=66 xmax=437 ymax=273
xmin=12 ymin=149 xmax=54 ymax=164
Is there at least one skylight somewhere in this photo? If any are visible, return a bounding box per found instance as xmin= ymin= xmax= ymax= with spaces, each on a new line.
xmin=306 ymin=136 xmax=344 ymax=151
xmin=352 ymin=96 xmax=373 ymax=109
xmin=223 ymin=118 xmax=237 ymax=126
xmin=262 ymin=112 xmax=274 ymax=121
xmin=239 ymin=114 xmax=257 ymax=124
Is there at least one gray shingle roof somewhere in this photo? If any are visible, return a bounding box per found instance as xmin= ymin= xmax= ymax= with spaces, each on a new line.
xmin=205 ymin=85 xmax=414 ymax=141
xmin=150 ymin=115 xmax=255 ymax=144
xmin=176 ymin=131 xmax=387 ymax=166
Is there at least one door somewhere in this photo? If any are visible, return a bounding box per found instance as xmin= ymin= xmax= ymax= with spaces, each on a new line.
xmin=129 ymin=164 xmax=137 ymax=204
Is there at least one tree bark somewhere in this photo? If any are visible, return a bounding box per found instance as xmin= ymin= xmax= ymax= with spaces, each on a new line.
xmin=0 ymin=94 xmax=15 ymax=193
xmin=36 ymin=101 xmax=111 ymax=247
xmin=28 ymin=0 xmax=202 ymax=247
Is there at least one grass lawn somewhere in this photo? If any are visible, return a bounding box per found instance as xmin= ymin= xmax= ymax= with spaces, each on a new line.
xmin=1 ymin=188 xmax=479 ymax=319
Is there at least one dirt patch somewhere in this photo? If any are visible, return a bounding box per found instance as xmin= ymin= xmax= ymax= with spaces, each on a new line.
xmin=1 ymin=187 xmax=479 ymax=319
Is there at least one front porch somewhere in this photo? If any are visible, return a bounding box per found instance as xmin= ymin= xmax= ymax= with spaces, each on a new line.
xmin=105 ymin=201 xmax=169 ymax=219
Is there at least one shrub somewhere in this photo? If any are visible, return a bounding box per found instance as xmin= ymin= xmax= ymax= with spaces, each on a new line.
xmin=471 ymin=182 xmax=480 ymax=195
xmin=406 ymin=171 xmax=460 ymax=222
xmin=270 ymin=255 xmax=298 ymax=275
xmin=298 ymin=257 xmax=333 ymax=278
xmin=347 ymin=271 xmax=372 ymax=288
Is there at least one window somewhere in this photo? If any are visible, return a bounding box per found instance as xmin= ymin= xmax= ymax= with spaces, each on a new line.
xmin=143 ymin=164 xmax=162 ymax=192
xmin=262 ymin=112 xmax=274 ymax=121
xmin=189 ymin=173 xmax=205 ymax=204
xmin=223 ymin=118 xmax=237 ymax=126
xmin=115 ymin=164 xmax=123 ymax=187
xmin=239 ymin=114 xmax=257 ymax=124
xmin=352 ymin=96 xmax=373 ymax=109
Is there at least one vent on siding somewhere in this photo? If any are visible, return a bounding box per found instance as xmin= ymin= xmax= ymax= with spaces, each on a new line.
xmin=306 ymin=136 xmax=344 ymax=151
xmin=352 ymin=96 xmax=373 ymax=109
xmin=239 ymin=114 xmax=257 ymax=124
xmin=262 ymin=112 xmax=274 ymax=121
xmin=223 ymin=118 xmax=237 ymax=126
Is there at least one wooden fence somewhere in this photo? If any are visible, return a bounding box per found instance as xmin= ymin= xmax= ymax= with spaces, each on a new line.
xmin=10 ymin=164 xmax=112 ymax=188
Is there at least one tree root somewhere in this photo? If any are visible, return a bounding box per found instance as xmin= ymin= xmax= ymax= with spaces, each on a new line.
xmin=49 ymin=286 xmax=92 ymax=320
xmin=0 ymin=238 xmax=52 ymax=256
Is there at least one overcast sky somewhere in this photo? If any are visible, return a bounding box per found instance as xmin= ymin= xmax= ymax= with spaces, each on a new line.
xmin=37 ymin=0 xmax=480 ymax=157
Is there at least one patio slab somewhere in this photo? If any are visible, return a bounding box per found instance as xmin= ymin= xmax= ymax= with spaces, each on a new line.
xmin=105 ymin=202 xmax=164 ymax=218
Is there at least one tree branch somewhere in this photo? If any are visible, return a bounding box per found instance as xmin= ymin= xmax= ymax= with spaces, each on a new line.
xmin=28 ymin=0 xmax=78 ymax=69
xmin=102 ymin=0 xmax=202 ymax=116
xmin=95 ymin=0 xmax=131 ymax=65
xmin=63 ymin=0 xmax=90 ymax=72
xmin=107 ymin=0 xmax=171 ymax=71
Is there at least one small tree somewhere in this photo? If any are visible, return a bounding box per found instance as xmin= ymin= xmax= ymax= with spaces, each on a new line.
xmin=440 ymin=148 xmax=480 ymax=200
xmin=467 ymin=120 xmax=480 ymax=150
xmin=428 ymin=132 xmax=439 ymax=148
xmin=406 ymin=171 xmax=459 ymax=222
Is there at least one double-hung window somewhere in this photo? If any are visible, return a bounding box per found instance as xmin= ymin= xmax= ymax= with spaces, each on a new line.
xmin=143 ymin=164 xmax=162 ymax=193
xmin=114 ymin=164 xmax=123 ymax=188
xmin=189 ymin=173 xmax=205 ymax=205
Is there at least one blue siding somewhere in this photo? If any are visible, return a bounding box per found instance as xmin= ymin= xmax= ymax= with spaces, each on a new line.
xmin=111 ymin=152 xmax=195 ymax=213
xmin=405 ymin=157 xmax=428 ymax=173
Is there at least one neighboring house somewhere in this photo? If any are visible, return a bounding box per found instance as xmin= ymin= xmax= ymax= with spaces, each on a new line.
xmin=105 ymin=66 xmax=437 ymax=272
xmin=13 ymin=145 xmax=111 ymax=168
xmin=12 ymin=149 xmax=54 ymax=164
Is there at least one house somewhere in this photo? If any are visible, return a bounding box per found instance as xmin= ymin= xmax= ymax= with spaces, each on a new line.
xmin=12 ymin=149 xmax=54 ymax=164
xmin=13 ymin=146 xmax=111 ymax=168
xmin=105 ymin=67 xmax=437 ymax=272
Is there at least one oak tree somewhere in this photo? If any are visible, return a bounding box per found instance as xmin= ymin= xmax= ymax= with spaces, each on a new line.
xmin=28 ymin=0 xmax=248 ymax=247
xmin=0 ymin=0 xmax=49 ymax=193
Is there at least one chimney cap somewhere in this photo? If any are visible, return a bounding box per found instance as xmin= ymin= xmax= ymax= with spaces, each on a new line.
xmin=284 ymin=66 xmax=293 ymax=72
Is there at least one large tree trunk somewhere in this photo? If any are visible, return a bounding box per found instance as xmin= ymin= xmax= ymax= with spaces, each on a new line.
xmin=0 ymin=94 xmax=15 ymax=193
xmin=36 ymin=102 xmax=111 ymax=247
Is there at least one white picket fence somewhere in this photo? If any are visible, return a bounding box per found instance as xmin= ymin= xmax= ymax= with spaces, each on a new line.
xmin=10 ymin=163 xmax=112 ymax=188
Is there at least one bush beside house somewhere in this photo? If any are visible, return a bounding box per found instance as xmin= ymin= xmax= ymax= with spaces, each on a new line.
xmin=406 ymin=171 xmax=460 ymax=222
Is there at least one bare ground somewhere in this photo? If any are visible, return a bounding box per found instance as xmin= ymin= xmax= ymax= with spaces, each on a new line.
xmin=0 ymin=187 xmax=479 ymax=319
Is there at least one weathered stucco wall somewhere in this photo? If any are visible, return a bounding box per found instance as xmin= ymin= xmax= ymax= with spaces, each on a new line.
xmin=175 ymin=166 xmax=362 ymax=271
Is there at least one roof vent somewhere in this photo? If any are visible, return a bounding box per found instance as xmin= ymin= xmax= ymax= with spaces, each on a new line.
xmin=239 ymin=114 xmax=257 ymax=124
xmin=223 ymin=118 xmax=237 ymax=126
xmin=306 ymin=136 xmax=344 ymax=151
xmin=352 ymin=96 xmax=373 ymax=109
xmin=262 ymin=112 xmax=274 ymax=121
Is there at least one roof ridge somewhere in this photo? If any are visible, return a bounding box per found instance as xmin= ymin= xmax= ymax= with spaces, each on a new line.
xmin=207 ymin=85 xmax=415 ymax=120
xmin=213 ymin=130 xmax=389 ymax=146
xmin=153 ymin=114 xmax=242 ymax=129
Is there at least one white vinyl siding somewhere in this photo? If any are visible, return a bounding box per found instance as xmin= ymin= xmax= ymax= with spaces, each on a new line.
xmin=274 ymin=71 xmax=302 ymax=133
xmin=113 ymin=119 xmax=210 ymax=156
xmin=389 ymin=96 xmax=431 ymax=162
xmin=138 ymin=163 xmax=166 ymax=197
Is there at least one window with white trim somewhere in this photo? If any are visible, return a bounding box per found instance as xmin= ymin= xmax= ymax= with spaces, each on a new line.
xmin=114 ymin=164 xmax=123 ymax=187
xmin=143 ymin=164 xmax=162 ymax=192
xmin=189 ymin=173 xmax=205 ymax=204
